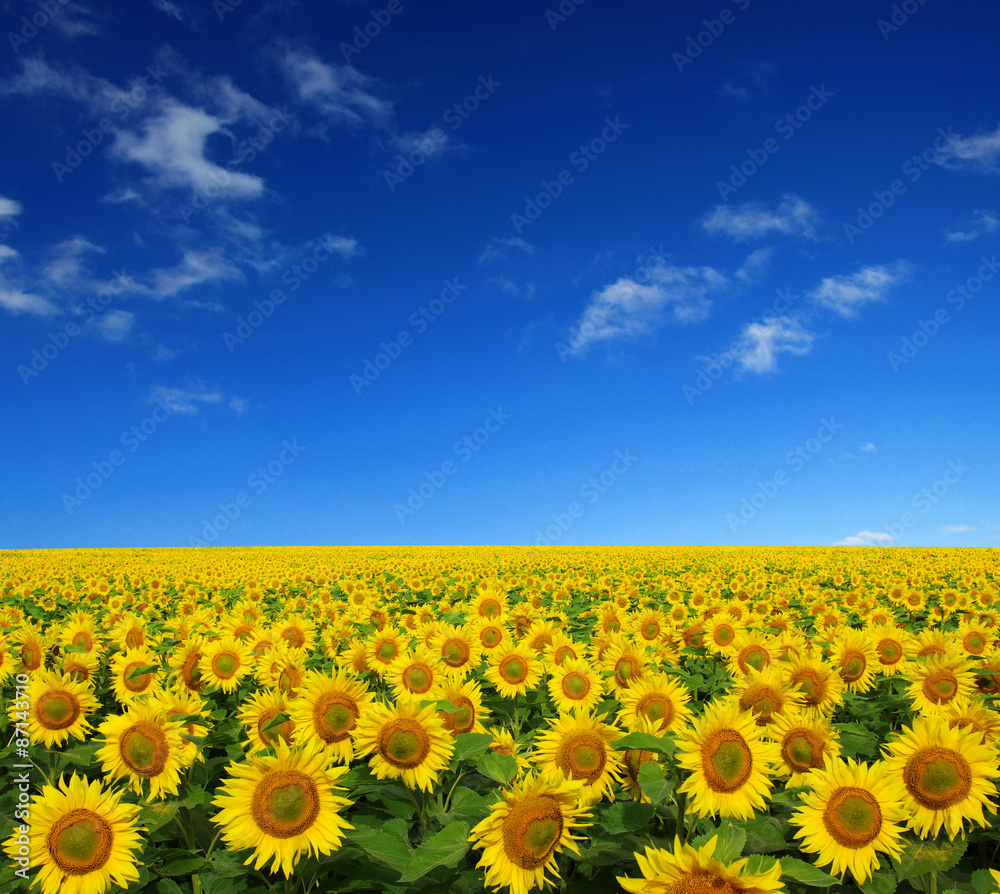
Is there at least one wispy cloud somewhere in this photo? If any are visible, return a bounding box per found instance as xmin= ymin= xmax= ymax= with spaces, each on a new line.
xmin=567 ymin=257 xmax=728 ymax=354
xmin=0 ymin=196 xmax=22 ymax=222
xmin=145 ymin=248 xmax=244 ymax=302
xmin=731 ymin=315 xmax=816 ymax=373
xmin=809 ymin=262 xmax=909 ymax=319
xmin=477 ymin=236 xmax=534 ymax=264
xmin=148 ymin=381 xmax=229 ymax=414
xmin=487 ymin=275 xmax=536 ymax=301
xmin=860 ymin=441 xmax=877 ymax=453
xmin=941 ymin=524 xmax=975 ymax=533
xmin=833 ymin=530 xmax=894 ymax=546
xmin=735 ymin=247 xmax=774 ymax=282
xmin=935 ymin=123 xmax=1000 ymax=175
xmin=150 ymin=0 xmax=185 ymax=21
xmin=701 ymin=194 xmax=821 ymax=242
xmin=718 ymin=60 xmax=778 ymax=101
xmin=945 ymin=208 xmax=998 ymax=243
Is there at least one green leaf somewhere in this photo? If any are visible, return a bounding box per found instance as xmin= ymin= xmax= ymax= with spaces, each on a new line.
xmin=445 ymin=787 xmax=490 ymax=824
xmin=611 ymin=731 xmax=676 ymax=758
xmin=421 ymin=698 xmax=462 ymax=714
xmin=744 ymin=854 xmax=780 ymax=875
xmin=692 ymin=820 xmax=746 ymax=864
xmin=735 ymin=815 xmax=790 ymax=853
xmin=832 ymin=722 xmax=880 ymax=760
xmin=138 ymin=801 xmax=180 ymax=835
xmin=452 ymin=732 xmax=494 ymax=762
xmin=397 ymin=822 xmax=471 ymax=883
xmin=477 ymin=752 xmax=518 ymax=785
xmin=160 ymin=857 xmax=208 ymax=876
xmin=779 ymin=856 xmax=839 ymax=886
xmin=860 ymin=855 xmax=896 ymax=894
xmin=637 ymin=760 xmax=673 ymax=804
xmin=599 ymin=801 xmax=655 ymax=835
xmin=345 ymin=821 xmax=412 ymax=866
xmin=261 ymin=712 xmax=290 ymax=733
xmin=973 ymin=868 xmax=999 ymax=894
xmin=156 ymin=880 xmax=185 ymax=894
xmin=126 ymin=663 xmax=160 ymax=680
xmin=893 ymin=838 xmax=967 ymax=883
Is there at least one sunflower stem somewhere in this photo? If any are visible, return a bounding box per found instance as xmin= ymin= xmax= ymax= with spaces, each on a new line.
xmin=253 ymin=870 xmax=279 ymax=894
xmin=444 ymin=771 xmax=466 ymax=813
xmin=674 ymin=790 xmax=687 ymax=839
xmin=928 ymin=870 xmax=938 ymax=894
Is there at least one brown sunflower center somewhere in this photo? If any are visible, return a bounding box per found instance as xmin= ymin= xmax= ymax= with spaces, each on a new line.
xmin=739 ymin=686 xmax=781 ymax=723
xmin=251 ymin=770 xmax=320 ymax=839
xmin=480 ymin=598 xmax=502 ymax=618
xmin=378 ymin=718 xmax=431 ymax=769
xmin=561 ymin=672 xmax=591 ymax=700
xmin=71 ymin=632 xmax=93 ymax=651
xmin=700 ymin=729 xmax=753 ymax=793
xmin=480 ymin=626 xmax=502 ymax=649
xmin=440 ymin=697 xmax=475 ymax=734
xmin=212 ymin=652 xmax=240 ymax=679
xmin=37 ymin=691 xmax=81 ymax=730
xmin=375 ymin=641 xmax=399 ymax=663
xmin=660 ymin=875 xmax=744 ymax=894
xmin=281 ymin=627 xmax=306 ymax=648
xmin=48 ymin=808 xmax=114 ymax=876
xmin=922 ymin=669 xmax=959 ymax=705
xmin=125 ymin=629 xmax=144 ymax=650
xmin=962 ymin=632 xmax=986 ymax=654
xmin=713 ymin=625 xmax=734 ymax=647
xmin=181 ymin=650 xmax=204 ymax=691
xmin=277 ymin=666 xmax=304 ymax=697
xmin=119 ymin=721 xmax=169 ymax=778
xmin=402 ymin=663 xmax=434 ymax=693
xmin=903 ymin=746 xmax=972 ymax=810
xmin=876 ymin=639 xmax=903 ymax=665
xmin=499 ymin=655 xmax=529 ymax=684
xmin=122 ymin=662 xmax=155 ymax=693
xmin=790 ymin=668 xmax=827 ymax=707
xmin=637 ymin=693 xmax=676 ymax=730
xmin=625 ymin=749 xmax=654 ymax=784
xmin=782 ymin=728 xmax=825 ymax=773
xmin=641 ymin=621 xmax=660 ymax=641
xmin=839 ymin=650 xmax=867 ymax=683
xmin=821 ymin=786 xmax=882 ymax=848
xmin=314 ymin=692 xmax=359 ymax=743
xmin=257 ymin=709 xmax=294 ymax=746
xmin=615 ymin=657 xmax=640 ymax=688
xmin=737 ymin=646 xmax=768 ymax=674
xmin=555 ymin=731 xmax=607 ymax=784
xmin=501 ymin=795 xmax=564 ymax=870
xmin=441 ymin=638 xmax=471 ymax=668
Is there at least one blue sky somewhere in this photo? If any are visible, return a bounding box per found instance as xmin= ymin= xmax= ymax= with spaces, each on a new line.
xmin=1 ymin=0 xmax=997 ymax=548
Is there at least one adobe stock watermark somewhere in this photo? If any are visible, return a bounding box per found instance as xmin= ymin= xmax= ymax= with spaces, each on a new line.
xmin=842 ymin=127 xmax=957 ymax=244
xmin=533 ymin=450 xmax=637 ymax=544
xmin=61 ymin=399 xmax=176 ymax=514
xmin=223 ymin=235 xmax=350 ymax=353
xmin=510 ymin=116 xmax=628 ymax=235
xmin=716 ymin=85 xmax=834 ymax=200
xmin=683 ymin=287 xmax=800 ymax=404
xmin=393 ymin=408 xmax=511 ymax=524
xmin=880 ymin=459 xmax=968 ymax=544
xmin=176 ymin=107 xmax=295 ymax=223
xmin=8 ymin=0 xmax=73 ymax=53
xmin=555 ymin=245 xmax=667 ymax=361
xmin=52 ymin=64 xmax=169 ymax=182
xmin=17 ymin=268 xmax=132 ymax=386
xmin=188 ymin=439 xmax=305 ymax=545
xmin=385 ymin=75 xmax=501 ymax=191
xmin=672 ymin=0 xmax=751 ymax=73
xmin=9 ymin=671 xmax=33 ymax=883
xmin=878 ymin=0 xmax=931 ymax=40
xmin=726 ymin=417 xmax=843 ymax=534
xmin=349 ymin=277 xmax=466 ymax=394
xmin=341 ymin=0 xmax=413 ymax=62
xmin=887 ymin=254 xmax=997 ymax=372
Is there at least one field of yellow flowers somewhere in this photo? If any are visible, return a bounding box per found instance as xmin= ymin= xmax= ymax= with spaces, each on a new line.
xmin=0 ymin=546 xmax=998 ymax=894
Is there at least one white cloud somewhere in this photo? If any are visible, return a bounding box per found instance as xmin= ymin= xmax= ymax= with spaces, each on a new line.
xmin=0 ymin=196 xmax=22 ymax=221
xmin=833 ymin=530 xmax=894 ymax=546
xmin=324 ymin=236 xmax=361 ymax=259
xmin=148 ymin=383 xmax=223 ymax=414
xmin=731 ymin=315 xmax=815 ymax=373
xmin=488 ymin=276 xmax=536 ymax=300
xmin=941 ymin=524 xmax=975 ymax=533
xmin=95 ymin=309 xmax=135 ymax=342
xmin=151 ymin=0 xmax=185 ymax=21
xmin=718 ymin=61 xmax=778 ymax=101
xmin=935 ymin=124 xmax=1000 ymax=174
xmin=860 ymin=441 xmax=877 ymax=453
xmin=0 ymin=286 xmax=60 ymax=317
xmin=945 ymin=209 xmax=998 ymax=243
xmin=701 ymin=194 xmax=821 ymax=242
xmin=43 ymin=237 xmax=106 ymax=289
xmin=145 ymin=248 xmax=243 ymax=300
xmin=113 ymin=101 xmax=265 ymax=198
xmin=567 ymin=258 xmax=728 ymax=354
xmin=478 ymin=236 xmax=534 ymax=264
xmin=735 ymin=247 xmax=774 ymax=282
xmin=809 ymin=263 xmax=908 ymax=319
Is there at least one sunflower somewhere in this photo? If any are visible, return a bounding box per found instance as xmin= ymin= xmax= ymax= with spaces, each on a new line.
xmin=108 ymin=614 xmax=150 ymax=652
xmin=239 ymin=688 xmax=296 ymax=754
xmin=617 ymin=673 xmax=693 ymax=734
xmin=830 ymin=629 xmax=879 ymax=694
xmin=469 ymin=770 xmax=590 ymax=894
xmin=630 ymin=607 xmax=669 ymax=646
xmin=545 ymin=631 xmax=583 ymax=666
xmin=211 ymin=739 xmax=353 ymax=878
xmin=168 ymin=634 xmax=207 ymax=694
xmin=59 ymin=612 xmax=103 ymax=656
xmin=274 ymin=616 xmax=316 ymax=652
xmin=869 ymin=625 xmax=911 ymax=676
xmin=730 ymin=666 xmax=800 ymax=726
xmin=765 ymin=709 xmax=841 ymax=787
xmin=485 ymin=642 xmax=543 ymax=699
xmin=109 ymin=647 xmax=162 ymax=704
xmin=784 ymin=655 xmax=844 ymax=717
xmin=258 ymin=642 xmax=309 ymax=697
xmin=200 ymin=635 xmax=253 ymax=694
xmin=429 ymin=624 xmax=482 ymax=678
xmin=13 ymin=670 xmax=98 ymax=749
xmin=942 ymin=695 xmax=1000 ymax=747
xmin=618 ymin=834 xmax=784 ymax=894
xmin=911 ymin=629 xmax=953 ymax=660
xmin=436 ymin=678 xmax=491 ymax=737
xmin=490 ymin=727 xmax=531 ymax=776
xmin=3 ymin=773 xmax=144 ymax=894
xmin=727 ymin=631 xmax=774 ymax=678
xmin=905 ymin=653 xmax=976 ymax=713
xmin=881 ymin=715 xmax=999 ymax=839
xmin=352 ymin=698 xmax=455 ymax=791
xmin=287 ymin=670 xmax=374 ymax=764
xmin=14 ymin=626 xmax=48 ymax=673
xmin=95 ymin=701 xmax=189 ymax=799
xmin=60 ymin=649 xmax=100 ymax=684
xmin=601 ymin=641 xmax=651 ymax=694
xmin=675 ymin=701 xmax=779 ymax=821
xmin=384 ymin=644 xmax=444 ymax=700
xmin=470 ymin=584 xmax=508 ymax=621
xmin=619 ymin=715 xmax=661 ymax=803
xmin=705 ymin=615 xmax=741 ymax=655
xmin=532 ymin=711 xmax=624 ymax=806
xmin=789 ymin=757 xmax=907 ymax=884
xmin=469 ymin=617 xmax=510 ymax=654
xmin=955 ymin=618 xmax=992 ymax=657
xmin=547 ymin=657 xmax=606 ymax=715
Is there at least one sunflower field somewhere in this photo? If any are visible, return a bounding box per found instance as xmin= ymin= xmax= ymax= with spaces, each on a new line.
xmin=1 ymin=546 xmax=999 ymax=894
